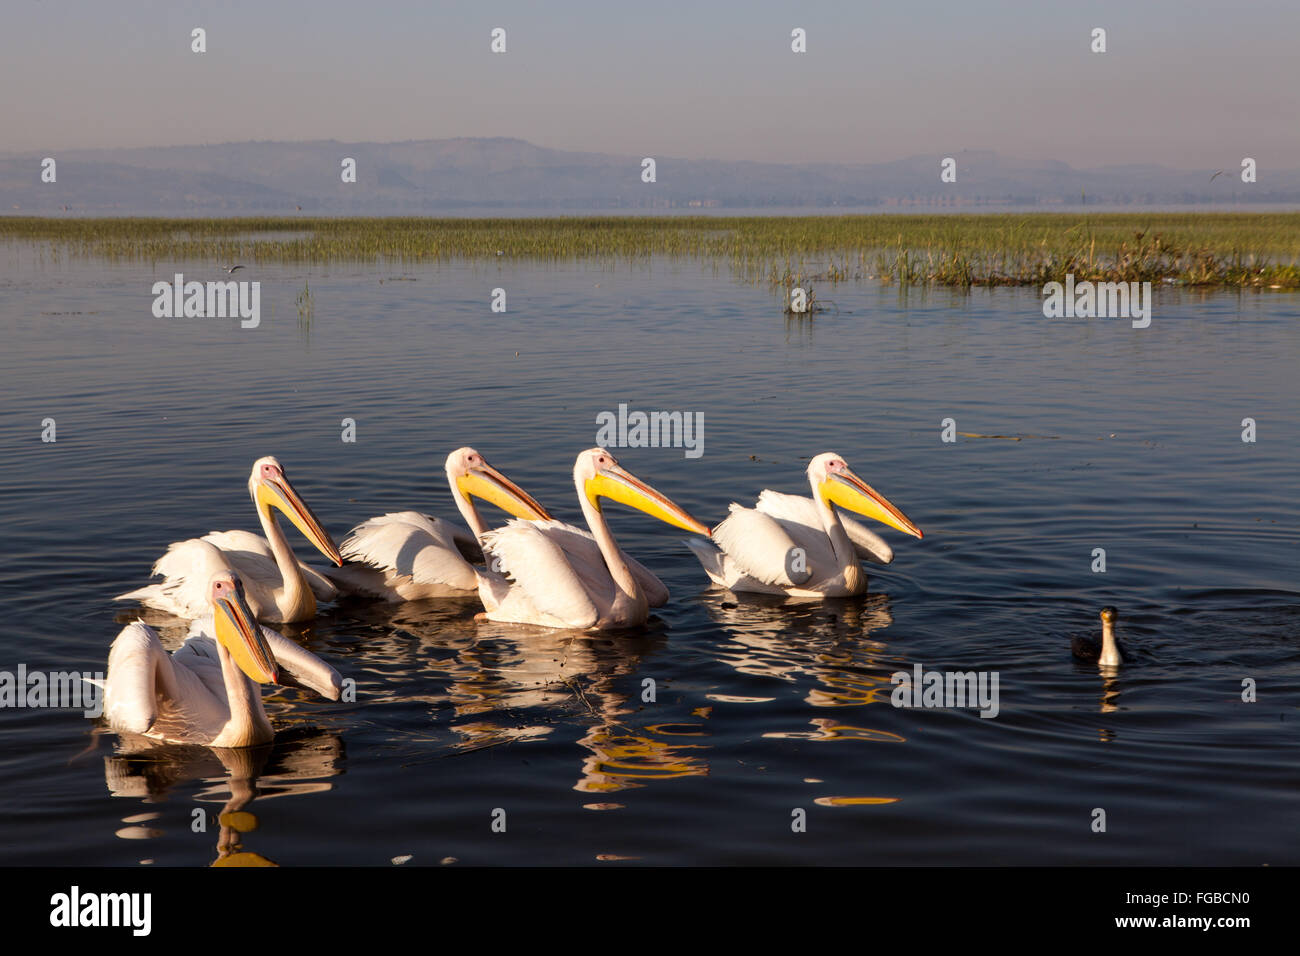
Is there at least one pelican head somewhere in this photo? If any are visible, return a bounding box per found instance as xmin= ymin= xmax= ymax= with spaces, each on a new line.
xmin=445 ymin=447 xmax=552 ymax=521
xmin=248 ymin=456 xmax=344 ymax=566
xmin=808 ymin=452 xmax=923 ymax=538
xmin=576 ymin=448 xmax=711 ymax=536
xmin=209 ymin=571 xmax=278 ymax=684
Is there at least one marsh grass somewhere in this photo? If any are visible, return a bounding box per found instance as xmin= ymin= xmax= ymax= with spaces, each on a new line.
xmin=2 ymin=213 xmax=1298 ymax=288
xmin=769 ymin=266 xmax=832 ymax=315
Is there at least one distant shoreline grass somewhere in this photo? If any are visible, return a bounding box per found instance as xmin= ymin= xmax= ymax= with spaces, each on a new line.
xmin=3 ymin=213 xmax=1299 ymax=288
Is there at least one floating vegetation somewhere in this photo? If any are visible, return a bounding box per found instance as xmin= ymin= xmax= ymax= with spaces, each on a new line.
xmin=785 ymin=284 xmax=818 ymax=315
xmin=769 ymin=267 xmax=828 ymax=315
xmin=1 ymin=213 xmax=1298 ymax=288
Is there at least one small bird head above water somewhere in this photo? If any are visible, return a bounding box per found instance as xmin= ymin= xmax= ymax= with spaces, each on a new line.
xmin=1071 ymin=605 xmax=1125 ymax=667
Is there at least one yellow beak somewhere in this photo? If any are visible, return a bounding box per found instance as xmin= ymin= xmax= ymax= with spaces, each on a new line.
xmin=821 ymin=468 xmax=923 ymax=538
xmin=456 ymin=463 xmax=552 ymax=521
xmin=256 ymin=475 xmax=344 ymax=566
xmin=214 ymin=588 xmax=279 ymax=684
xmin=586 ymin=464 xmax=712 ymax=536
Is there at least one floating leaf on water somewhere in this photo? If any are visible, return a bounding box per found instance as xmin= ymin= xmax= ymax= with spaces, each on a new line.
xmin=705 ymin=694 xmax=775 ymax=703
xmin=583 ymin=803 xmax=624 ymax=811
xmin=392 ymin=854 xmax=413 ymax=865
xmin=596 ymin=854 xmax=641 ymax=861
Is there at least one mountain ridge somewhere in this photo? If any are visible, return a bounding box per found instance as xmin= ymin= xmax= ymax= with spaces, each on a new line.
xmin=2 ymin=138 xmax=1294 ymax=212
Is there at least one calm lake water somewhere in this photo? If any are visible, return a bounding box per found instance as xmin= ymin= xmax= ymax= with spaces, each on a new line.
xmin=0 ymin=246 xmax=1296 ymax=865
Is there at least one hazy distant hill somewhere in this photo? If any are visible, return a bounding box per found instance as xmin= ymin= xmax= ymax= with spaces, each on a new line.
xmin=1 ymin=137 xmax=1295 ymax=213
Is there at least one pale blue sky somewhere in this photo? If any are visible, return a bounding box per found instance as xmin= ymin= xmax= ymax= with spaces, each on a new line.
xmin=2 ymin=0 xmax=1296 ymax=167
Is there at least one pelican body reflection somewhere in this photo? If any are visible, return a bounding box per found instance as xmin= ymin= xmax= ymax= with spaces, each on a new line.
xmin=93 ymin=726 xmax=346 ymax=866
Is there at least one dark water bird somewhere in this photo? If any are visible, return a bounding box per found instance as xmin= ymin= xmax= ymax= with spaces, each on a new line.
xmin=226 ymin=264 xmax=245 ymax=274
xmin=1072 ymin=606 xmax=1124 ymax=666
xmin=1209 ymin=169 xmax=1224 ymax=183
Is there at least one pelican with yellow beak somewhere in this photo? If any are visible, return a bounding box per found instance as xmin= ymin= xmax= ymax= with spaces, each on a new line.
xmin=325 ymin=447 xmax=554 ymax=601
xmin=116 ymin=457 xmax=344 ymax=623
xmin=98 ymin=571 xmax=343 ymax=748
xmin=686 ymin=452 xmax=923 ymax=597
xmin=476 ymin=448 xmax=712 ymax=630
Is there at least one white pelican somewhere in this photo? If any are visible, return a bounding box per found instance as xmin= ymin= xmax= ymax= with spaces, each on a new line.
xmin=685 ymin=452 xmax=923 ymax=597
xmin=325 ymin=447 xmax=553 ymax=600
xmin=475 ymin=448 xmax=711 ymax=630
xmin=116 ymin=456 xmax=343 ymax=623
xmin=1072 ymin=606 xmax=1125 ymax=667
xmin=98 ymin=570 xmax=342 ymax=748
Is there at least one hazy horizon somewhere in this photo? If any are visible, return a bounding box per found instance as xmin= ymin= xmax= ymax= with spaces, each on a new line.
xmin=3 ymin=0 xmax=1297 ymax=168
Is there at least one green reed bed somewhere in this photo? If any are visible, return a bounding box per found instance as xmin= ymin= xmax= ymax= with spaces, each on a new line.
xmin=2 ymin=213 xmax=1298 ymax=288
